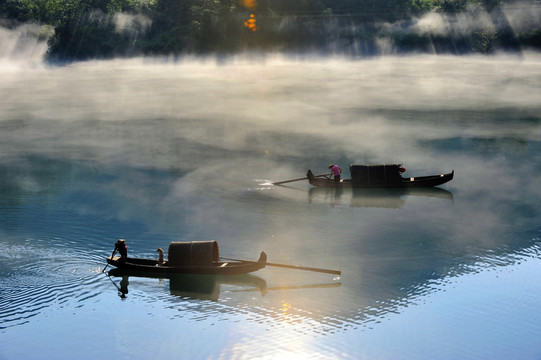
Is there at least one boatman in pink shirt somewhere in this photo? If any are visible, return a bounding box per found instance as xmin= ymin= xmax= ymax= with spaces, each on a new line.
xmin=329 ymin=164 xmax=342 ymax=186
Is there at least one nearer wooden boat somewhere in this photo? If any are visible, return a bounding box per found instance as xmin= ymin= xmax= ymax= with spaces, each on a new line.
xmin=106 ymin=241 xmax=267 ymax=275
xmin=105 ymin=240 xmax=341 ymax=276
xmin=307 ymin=164 xmax=453 ymax=188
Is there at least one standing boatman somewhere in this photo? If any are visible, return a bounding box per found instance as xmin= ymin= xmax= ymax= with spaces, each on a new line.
xmin=329 ymin=164 xmax=342 ymax=186
xmin=113 ymin=239 xmax=128 ymax=262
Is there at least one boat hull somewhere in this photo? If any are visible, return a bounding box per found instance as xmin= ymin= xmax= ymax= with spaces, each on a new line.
xmin=106 ymin=255 xmax=266 ymax=275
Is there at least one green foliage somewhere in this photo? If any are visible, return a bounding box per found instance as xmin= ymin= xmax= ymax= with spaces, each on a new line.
xmin=410 ymin=0 xmax=440 ymax=13
xmin=438 ymin=0 xmax=469 ymax=13
xmin=0 ymin=0 xmax=539 ymax=60
xmin=45 ymin=0 xmax=86 ymax=22
xmin=471 ymin=27 xmax=497 ymax=53
xmin=517 ymin=29 xmax=541 ymax=49
xmin=2 ymin=0 xmax=48 ymax=22
xmin=479 ymin=0 xmax=502 ymax=11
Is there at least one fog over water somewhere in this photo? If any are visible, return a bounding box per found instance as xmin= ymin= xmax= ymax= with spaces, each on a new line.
xmin=1 ymin=25 xmax=541 ymax=359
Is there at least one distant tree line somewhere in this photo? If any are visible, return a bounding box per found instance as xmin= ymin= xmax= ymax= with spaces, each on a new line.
xmin=1 ymin=0 xmax=540 ymax=61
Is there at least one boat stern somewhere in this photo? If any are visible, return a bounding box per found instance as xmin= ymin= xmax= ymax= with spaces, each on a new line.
xmin=258 ymin=251 xmax=267 ymax=264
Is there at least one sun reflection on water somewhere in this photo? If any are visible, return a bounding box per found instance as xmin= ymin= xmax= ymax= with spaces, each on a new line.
xmin=280 ymin=300 xmax=293 ymax=323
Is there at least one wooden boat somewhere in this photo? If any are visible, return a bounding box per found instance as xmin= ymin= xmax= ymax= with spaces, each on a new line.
xmin=307 ymin=164 xmax=453 ymax=188
xmin=107 ymin=269 xmax=269 ymax=300
xmin=106 ymin=241 xmax=267 ymax=275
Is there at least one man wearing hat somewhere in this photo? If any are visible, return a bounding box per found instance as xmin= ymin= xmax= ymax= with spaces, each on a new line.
xmin=114 ymin=239 xmax=128 ymax=262
xmin=328 ymin=164 xmax=342 ymax=186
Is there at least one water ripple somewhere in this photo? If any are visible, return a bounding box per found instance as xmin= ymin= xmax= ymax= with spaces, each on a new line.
xmin=0 ymin=242 xmax=108 ymax=330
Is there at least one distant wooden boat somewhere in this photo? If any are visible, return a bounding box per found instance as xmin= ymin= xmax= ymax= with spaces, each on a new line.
xmin=307 ymin=164 xmax=453 ymax=188
xmin=106 ymin=241 xmax=267 ymax=275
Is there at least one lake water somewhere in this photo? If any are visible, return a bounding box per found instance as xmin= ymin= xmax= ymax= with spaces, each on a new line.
xmin=1 ymin=51 xmax=541 ymax=359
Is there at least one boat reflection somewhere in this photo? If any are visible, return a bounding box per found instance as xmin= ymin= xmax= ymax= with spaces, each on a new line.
xmin=107 ymin=268 xmax=268 ymax=300
xmin=107 ymin=269 xmax=342 ymax=301
xmin=169 ymin=274 xmax=268 ymax=300
xmin=308 ymin=186 xmax=454 ymax=208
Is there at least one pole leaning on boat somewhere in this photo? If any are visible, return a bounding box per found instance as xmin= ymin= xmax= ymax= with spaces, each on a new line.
xmin=272 ymin=173 xmax=332 ymax=185
xmin=221 ymin=256 xmax=341 ymax=275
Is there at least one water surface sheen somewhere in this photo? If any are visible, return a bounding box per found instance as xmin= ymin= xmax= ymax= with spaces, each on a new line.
xmin=1 ymin=55 xmax=541 ymax=360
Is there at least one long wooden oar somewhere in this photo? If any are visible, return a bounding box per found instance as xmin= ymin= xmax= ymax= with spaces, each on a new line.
xmin=221 ymin=256 xmax=341 ymax=275
xmin=272 ymin=173 xmax=331 ymax=185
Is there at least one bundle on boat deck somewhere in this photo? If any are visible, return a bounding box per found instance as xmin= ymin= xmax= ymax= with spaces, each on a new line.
xmin=168 ymin=241 xmax=219 ymax=266
xmin=350 ymin=164 xmax=403 ymax=186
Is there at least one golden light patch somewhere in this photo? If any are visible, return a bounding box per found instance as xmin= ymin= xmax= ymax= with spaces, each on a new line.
xmin=281 ymin=300 xmax=293 ymax=322
xmin=244 ymin=14 xmax=258 ymax=32
xmin=240 ymin=0 xmax=257 ymax=10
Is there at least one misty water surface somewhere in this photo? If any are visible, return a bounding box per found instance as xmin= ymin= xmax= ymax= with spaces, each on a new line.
xmin=1 ymin=44 xmax=541 ymax=359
